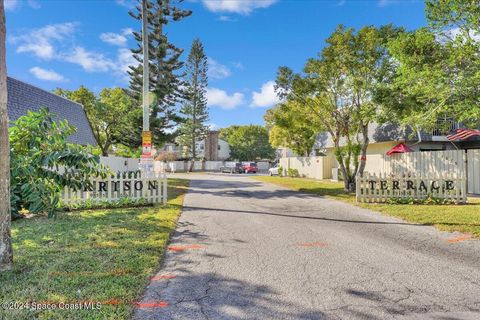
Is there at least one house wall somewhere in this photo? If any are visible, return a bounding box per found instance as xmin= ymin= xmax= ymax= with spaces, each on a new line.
xmin=195 ymin=138 xmax=230 ymax=160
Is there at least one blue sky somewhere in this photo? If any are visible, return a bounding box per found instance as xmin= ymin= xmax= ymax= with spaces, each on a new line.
xmin=6 ymin=0 xmax=427 ymax=130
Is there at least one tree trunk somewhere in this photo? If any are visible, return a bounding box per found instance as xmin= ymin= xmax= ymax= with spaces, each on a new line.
xmin=337 ymin=153 xmax=356 ymax=193
xmin=189 ymin=136 xmax=195 ymax=172
xmin=0 ymin=0 xmax=13 ymax=272
xmin=357 ymin=123 xmax=369 ymax=178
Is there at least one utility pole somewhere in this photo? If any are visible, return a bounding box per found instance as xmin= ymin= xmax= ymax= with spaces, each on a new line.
xmin=140 ymin=0 xmax=153 ymax=176
xmin=142 ymin=0 xmax=149 ymax=132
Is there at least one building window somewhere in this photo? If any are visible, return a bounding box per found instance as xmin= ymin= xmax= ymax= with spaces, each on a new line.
xmin=218 ymin=145 xmax=221 ymax=150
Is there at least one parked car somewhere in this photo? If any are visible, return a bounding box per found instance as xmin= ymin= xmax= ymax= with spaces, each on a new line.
xmin=242 ymin=162 xmax=258 ymax=174
xmin=220 ymin=162 xmax=244 ymax=174
xmin=268 ymin=164 xmax=280 ymax=176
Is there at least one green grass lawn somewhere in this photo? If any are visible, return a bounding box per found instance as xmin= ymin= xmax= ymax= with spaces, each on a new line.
xmin=253 ymin=176 xmax=480 ymax=238
xmin=0 ymin=178 xmax=189 ymax=320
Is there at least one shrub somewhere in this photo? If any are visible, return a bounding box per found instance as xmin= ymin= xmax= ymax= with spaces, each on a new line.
xmin=155 ymin=151 xmax=177 ymax=162
xmin=62 ymin=197 xmax=149 ymax=211
xmin=10 ymin=108 xmax=108 ymax=218
xmin=387 ymin=195 xmax=458 ymax=205
xmin=287 ymin=168 xmax=299 ymax=178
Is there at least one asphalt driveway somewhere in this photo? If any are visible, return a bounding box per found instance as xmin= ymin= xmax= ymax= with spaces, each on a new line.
xmin=134 ymin=173 xmax=480 ymax=320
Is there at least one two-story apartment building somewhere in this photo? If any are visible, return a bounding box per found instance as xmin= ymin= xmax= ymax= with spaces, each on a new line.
xmin=159 ymin=131 xmax=230 ymax=161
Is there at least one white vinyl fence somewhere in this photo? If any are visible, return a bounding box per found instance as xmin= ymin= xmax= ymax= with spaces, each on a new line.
xmin=383 ymin=150 xmax=465 ymax=178
xmin=356 ymin=172 xmax=467 ymax=204
xmin=279 ymin=156 xmax=336 ymax=179
xmin=100 ymin=156 xmax=139 ymax=172
xmin=467 ymin=149 xmax=480 ymax=194
xmin=281 ymin=149 xmax=480 ymax=195
xmin=61 ymin=172 xmax=168 ymax=205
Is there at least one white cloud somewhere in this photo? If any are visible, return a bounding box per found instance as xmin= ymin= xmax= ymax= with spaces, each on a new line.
xmin=100 ymin=28 xmax=133 ymax=47
xmin=202 ymin=0 xmax=277 ymax=15
xmin=64 ymin=47 xmax=115 ymax=72
xmin=114 ymin=48 xmax=137 ymax=82
xmin=12 ymin=23 xmax=136 ymax=83
xmin=207 ymin=88 xmax=244 ymax=110
xmin=250 ymin=81 xmax=280 ymax=108
xmin=5 ymin=0 xmax=19 ymax=11
xmin=5 ymin=0 xmax=40 ymax=10
xmin=29 ymin=67 xmax=66 ymax=82
xmin=12 ymin=22 xmax=76 ymax=60
xmin=208 ymin=58 xmax=231 ymax=79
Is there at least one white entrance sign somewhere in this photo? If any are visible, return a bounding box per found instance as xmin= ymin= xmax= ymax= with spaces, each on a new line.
xmin=356 ymin=173 xmax=467 ymax=204
xmin=61 ymin=173 xmax=168 ymax=205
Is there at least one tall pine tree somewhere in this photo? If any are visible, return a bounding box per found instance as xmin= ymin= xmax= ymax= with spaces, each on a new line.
xmin=177 ymin=39 xmax=209 ymax=169
xmin=127 ymin=0 xmax=191 ymax=148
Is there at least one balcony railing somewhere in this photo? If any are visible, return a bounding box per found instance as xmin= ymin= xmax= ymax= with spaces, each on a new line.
xmin=432 ymin=119 xmax=460 ymax=136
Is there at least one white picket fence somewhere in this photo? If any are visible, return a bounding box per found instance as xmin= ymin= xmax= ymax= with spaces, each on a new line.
xmin=356 ymin=172 xmax=467 ymax=204
xmin=61 ymin=173 xmax=168 ymax=206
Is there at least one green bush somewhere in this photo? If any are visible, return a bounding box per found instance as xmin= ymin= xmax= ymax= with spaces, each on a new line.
xmin=10 ymin=108 xmax=108 ymax=218
xmin=62 ymin=197 xmax=150 ymax=211
xmin=287 ymin=168 xmax=300 ymax=178
xmin=387 ymin=195 xmax=458 ymax=205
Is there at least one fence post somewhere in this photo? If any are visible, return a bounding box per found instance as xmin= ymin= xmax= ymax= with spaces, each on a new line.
xmin=162 ymin=175 xmax=168 ymax=205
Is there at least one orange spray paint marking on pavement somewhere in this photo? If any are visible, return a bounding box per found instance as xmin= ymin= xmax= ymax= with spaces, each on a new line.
xmin=151 ymin=274 xmax=176 ymax=281
xmin=134 ymin=301 xmax=169 ymax=308
xmin=447 ymin=234 xmax=473 ymax=244
xmin=167 ymin=244 xmax=204 ymax=252
xmin=296 ymin=241 xmax=328 ymax=248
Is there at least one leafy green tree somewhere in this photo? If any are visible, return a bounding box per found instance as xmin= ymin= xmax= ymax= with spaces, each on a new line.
xmin=10 ymin=108 xmax=106 ymax=218
xmin=276 ymin=25 xmax=399 ymax=191
xmin=378 ymin=1 xmax=480 ymax=131
xmin=55 ymin=87 xmax=139 ymax=156
xmin=127 ymin=0 xmax=192 ymax=147
xmin=264 ymin=100 xmax=319 ymax=157
xmin=220 ymin=125 xmax=275 ymax=161
xmin=177 ymin=39 xmax=209 ymax=170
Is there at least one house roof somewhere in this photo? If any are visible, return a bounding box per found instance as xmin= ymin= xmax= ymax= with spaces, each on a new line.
xmin=7 ymin=77 xmax=97 ymax=146
xmin=315 ymin=122 xmax=433 ymax=149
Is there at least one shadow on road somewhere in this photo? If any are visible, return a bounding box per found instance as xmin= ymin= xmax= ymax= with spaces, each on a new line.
xmin=182 ymin=205 xmax=425 ymax=226
xmin=137 ymin=271 xmax=328 ymax=320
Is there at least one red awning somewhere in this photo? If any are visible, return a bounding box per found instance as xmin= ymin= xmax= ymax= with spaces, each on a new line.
xmin=386 ymin=143 xmax=413 ymax=156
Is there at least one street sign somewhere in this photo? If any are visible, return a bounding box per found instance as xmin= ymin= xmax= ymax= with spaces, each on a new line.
xmin=142 ymin=131 xmax=152 ymax=146
xmin=142 ymin=131 xmax=152 ymax=157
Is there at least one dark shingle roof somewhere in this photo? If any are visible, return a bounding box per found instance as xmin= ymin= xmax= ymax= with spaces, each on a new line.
xmin=7 ymin=77 xmax=97 ymax=146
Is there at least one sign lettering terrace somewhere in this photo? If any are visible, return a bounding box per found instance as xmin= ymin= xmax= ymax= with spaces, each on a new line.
xmin=356 ymin=173 xmax=467 ymax=204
